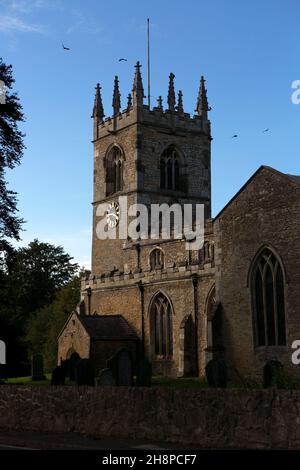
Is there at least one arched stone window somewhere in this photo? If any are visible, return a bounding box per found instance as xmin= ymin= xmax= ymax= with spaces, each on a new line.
xmin=149 ymin=248 xmax=164 ymax=270
xmin=251 ymin=248 xmax=286 ymax=347
xmin=205 ymin=285 xmax=223 ymax=361
xmin=179 ymin=314 xmax=194 ymax=376
xmin=160 ymin=146 xmax=181 ymax=190
xmin=150 ymin=292 xmax=173 ymax=358
xmin=106 ymin=146 xmax=123 ymax=195
xmin=199 ymin=241 xmax=214 ymax=264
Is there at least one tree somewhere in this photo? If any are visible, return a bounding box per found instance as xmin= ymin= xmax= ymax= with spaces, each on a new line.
xmin=6 ymin=239 xmax=79 ymax=328
xmin=0 ymin=58 xmax=25 ymax=246
xmin=27 ymin=276 xmax=81 ymax=370
xmin=0 ymin=240 xmax=79 ymax=376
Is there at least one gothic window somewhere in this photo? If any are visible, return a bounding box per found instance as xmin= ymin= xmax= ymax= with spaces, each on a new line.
xmin=150 ymin=293 xmax=173 ymax=358
xmin=251 ymin=248 xmax=286 ymax=347
xmin=160 ymin=146 xmax=181 ymax=191
xmin=106 ymin=146 xmax=123 ymax=195
xmin=199 ymin=241 xmax=214 ymax=264
xmin=150 ymin=248 xmax=164 ymax=270
xmin=206 ymin=286 xmax=223 ymax=358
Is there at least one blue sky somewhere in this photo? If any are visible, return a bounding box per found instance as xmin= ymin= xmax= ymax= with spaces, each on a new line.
xmin=0 ymin=0 xmax=299 ymax=267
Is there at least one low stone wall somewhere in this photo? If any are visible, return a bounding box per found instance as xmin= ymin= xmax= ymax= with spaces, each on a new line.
xmin=0 ymin=386 xmax=300 ymax=448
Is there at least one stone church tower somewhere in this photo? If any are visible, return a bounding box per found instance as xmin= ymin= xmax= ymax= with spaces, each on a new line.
xmin=91 ymin=64 xmax=212 ymax=275
xmin=59 ymin=63 xmax=217 ymax=378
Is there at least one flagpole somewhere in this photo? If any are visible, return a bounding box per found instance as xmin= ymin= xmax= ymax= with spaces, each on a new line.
xmin=147 ymin=18 xmax=151 ymax=109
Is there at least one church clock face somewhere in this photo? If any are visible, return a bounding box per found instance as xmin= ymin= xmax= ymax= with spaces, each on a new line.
xmin=106 ymin=202 xmax=120 ymax=228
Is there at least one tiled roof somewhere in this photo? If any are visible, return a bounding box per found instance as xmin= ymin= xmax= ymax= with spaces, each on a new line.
xmin=78 ymin=314 xmax=138 ymax=341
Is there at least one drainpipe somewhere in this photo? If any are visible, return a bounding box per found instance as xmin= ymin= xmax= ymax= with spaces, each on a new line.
xmin=192 ymin=274 xmax=199 ymax=377
xmin=138 ymin=281 xmax=145 ymax=358
xmin=86 ymin=287 xmax=92 ymax=316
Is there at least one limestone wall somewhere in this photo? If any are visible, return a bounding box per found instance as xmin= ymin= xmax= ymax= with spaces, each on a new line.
xmin=1 ymin=386 xmax=300 ymax=449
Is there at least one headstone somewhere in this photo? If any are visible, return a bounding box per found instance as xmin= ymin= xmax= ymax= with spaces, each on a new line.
xmin=51 ymin=365 xmax=66 ymax=385
xmin=263 ymin=360 xmax=283 ymax=388
xmin=107 ymin=348 xmax=134 ymax=386
xmin=75 ymin=358 xmax=95 ymax=386
xmin=31 ymin=353 xmax=46 ymax=381
xmin=96 ymin=368 xmax=116 ymax=387
xmin=136 ymin=358 xmax=152 ymax=387
xmin=0 ymin=340 xmax=6 ymax=365
xmin=0 ymin=340 xmax=6 ymax=381
xmin=68 ymin=352 xmax=81 ymax=381
xmin=205 ymin=358 xmax=227 ymax=388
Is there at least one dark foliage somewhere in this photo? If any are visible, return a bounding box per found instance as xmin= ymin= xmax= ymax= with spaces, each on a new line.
xmin=6 ymin=239 xmax=79 ymax=324
xmin=0 ymin=58 xmax=25 ymax=244
xmin=0 ymin=240 xmax=79 ymax=377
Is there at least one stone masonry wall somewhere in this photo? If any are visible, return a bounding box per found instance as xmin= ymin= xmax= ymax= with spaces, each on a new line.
xmin=58 ymin=312 xmax=90 ymax=363
xmin=214 ymin=167 xmax=300 ymax=381
xmin=1 ymin=386 xmax=300 ymax=449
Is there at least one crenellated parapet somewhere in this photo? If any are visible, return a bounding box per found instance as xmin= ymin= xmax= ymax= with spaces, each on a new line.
xmin=92 ymin=62 xmax=211 ymax=141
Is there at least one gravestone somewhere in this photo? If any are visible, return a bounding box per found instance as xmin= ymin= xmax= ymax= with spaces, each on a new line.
xmin=136 ymin=358 xmax=152 ymax=387
xmin=68 ymin=352 xmax=81 ymax=381
xmin=0 ymin=340 xmax=6 ymax=381
xmin=205 ymin=358 xmax=227 ymax=388
xmin=31 ymin=354 xmax=46 ymax=381
xmin=263 ymin=360 xmax=283 ymax=388
xmin=75 ymin=358 xmax=95 ymax=386
xmin=107 ymin=348 xmax=134 ymax=386
xmin=51 ymin=365 xmax=66 ymax=385
xmin=96 ymin=368 xmax=116 ymax=387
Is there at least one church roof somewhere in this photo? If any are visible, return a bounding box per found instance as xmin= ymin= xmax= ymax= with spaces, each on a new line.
xmin=78 ymin=314 xmax=139 ymax=341
xmin=285 ymin=173 xmax=300 ymax=185
xmin=214 ymin=165 xmax=300 ymax=220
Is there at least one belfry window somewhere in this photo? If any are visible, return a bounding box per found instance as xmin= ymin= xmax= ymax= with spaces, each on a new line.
xmin=251 ymin=248 xmax=286 ymax=347
xmin=160 ymin=146 xmax=181 ymax=190
xmin=150 ymin=293 xmax=173 ymax=358
xmin=150 ymin=248 xmax=164 ymax=270
xmin=199 ymin=241 xmax=214 ymax=264
xmin=106 ymin=146 xmax=123 ymax=195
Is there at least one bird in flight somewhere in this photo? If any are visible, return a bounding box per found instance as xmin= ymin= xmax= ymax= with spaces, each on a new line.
xmin=118 ymin=58 xmax=127 ymax=62
xmin=62 ymin=43 xmax=70 ymax=51
xmin=232 ymin=134 xmax=238 ymax=138
xmin=263 ymin=128 xmax=269 ymax=133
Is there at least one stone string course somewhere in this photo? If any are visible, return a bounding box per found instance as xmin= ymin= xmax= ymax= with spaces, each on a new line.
xmin=0 ymin=386 xmax=300 ymax=449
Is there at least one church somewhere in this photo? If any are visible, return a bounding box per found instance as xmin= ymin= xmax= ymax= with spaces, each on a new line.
xmin=58 ymin=62 xmax=300 ymax=382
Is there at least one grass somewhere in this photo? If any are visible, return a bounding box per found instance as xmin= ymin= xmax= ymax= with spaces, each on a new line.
xmin=151 ymin=377 xmax=208 ymax=388
xmin=6 ymin=374 xmax=51 ymax=385
xmin=2 ymin=375 xmax=274 ymax=389
xmin=2 ymin=374 xmax=209 ymax=388
xmin=5 ymin=374 xmax=73 ymax=386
